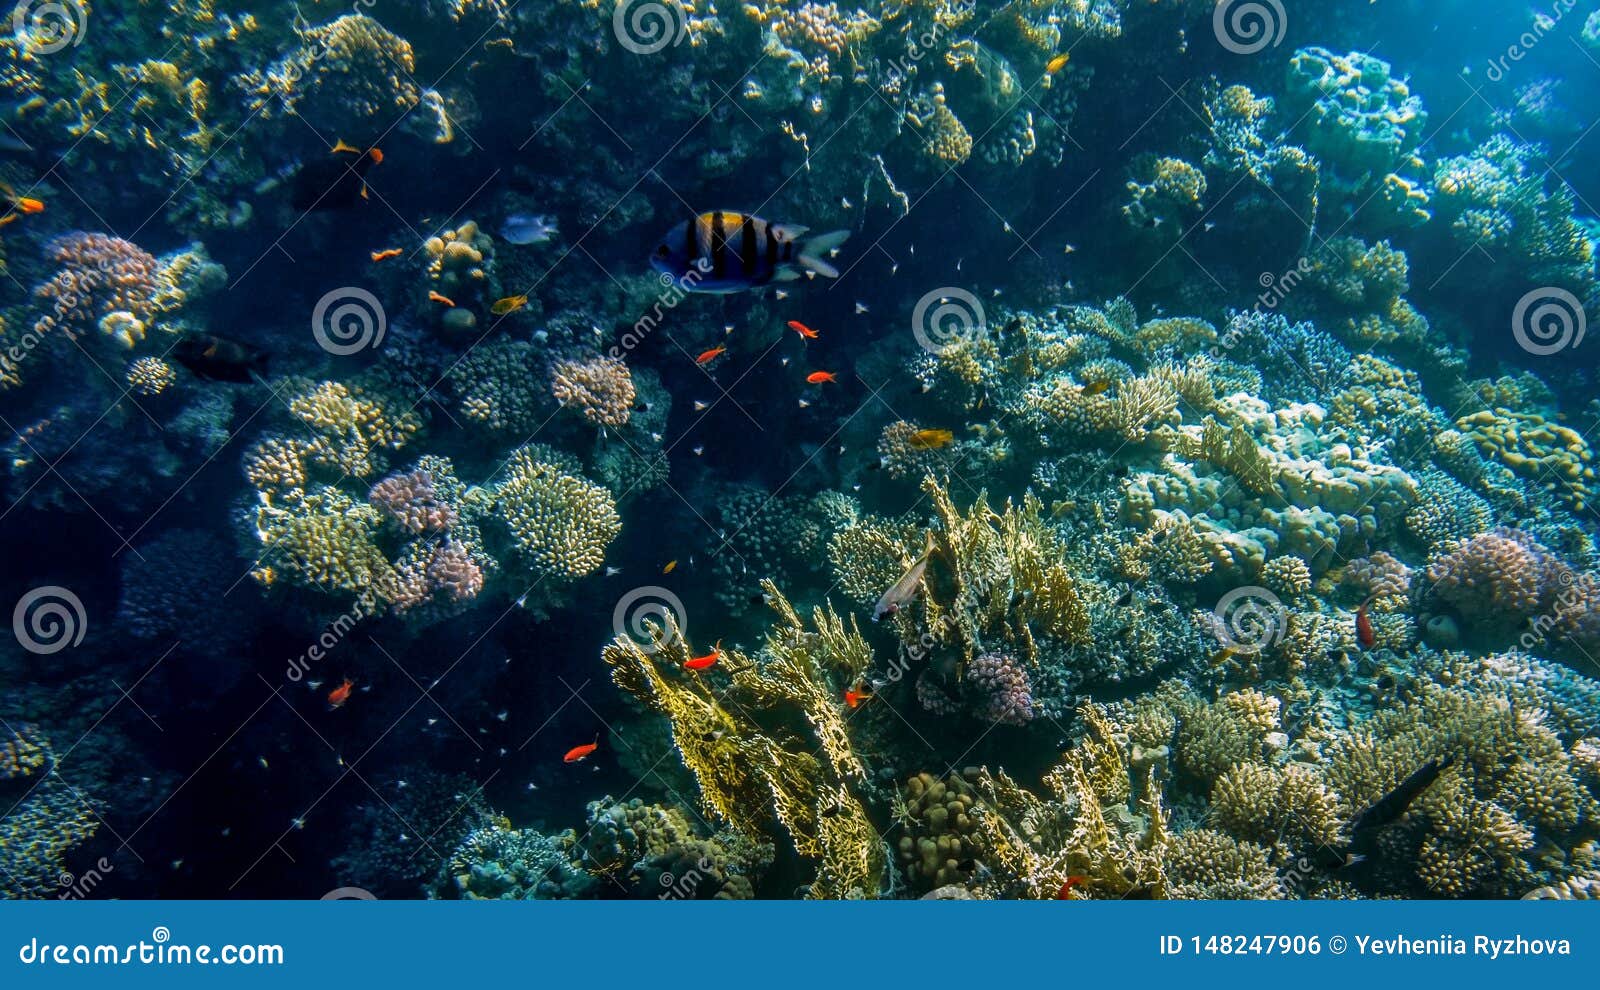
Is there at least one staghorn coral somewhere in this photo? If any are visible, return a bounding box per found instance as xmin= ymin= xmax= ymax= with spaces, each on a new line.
xmin=550 ymin=353 xmax=635 ymax=428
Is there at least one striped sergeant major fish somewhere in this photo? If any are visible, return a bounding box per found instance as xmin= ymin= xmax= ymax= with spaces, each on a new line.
xmin=651 ymin=211 xmax=850 ymax=294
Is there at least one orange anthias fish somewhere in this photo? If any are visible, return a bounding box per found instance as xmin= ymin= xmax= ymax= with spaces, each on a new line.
xmin=907 ymin=428 xmax=954 ymax=450
xmin=490 ymin=294 xmax=528 ymax=316
xmin=684 ymin=641 xmax=722 ymax=672
xmin=806 ymin=371 xmax=837 ymax=384
xmin=1057 ymin=875 xmax=1088 ymax=898
xmin=696 ymin=346 xmax=726 ymax=365
xmin=1046 ymin=53 xmax=1071 ymax=75
xmin=844 ymin=681 xmax=874 ymax=708
xmin=787 ymin=320 xmax=819 ymax=340
xmin=1355 ymin=595 xmax=1376 ymax=650
xmin=563 ymin=736 xmax=600 ymax=764
xmin=428 ymin=291 xmax=456 ymax=307
xmin=370 ymin=248 xmax=402 ymax=263
xmin=0 ymin=182 xmax=43 ymax=227
xmin=327 ymin=678 xmax=355 ymax=709
xmin=662 ymin=559 xmax=678 ymax=575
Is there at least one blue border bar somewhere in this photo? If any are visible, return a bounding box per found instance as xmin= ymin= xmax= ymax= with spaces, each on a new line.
xmin=1 ymin=901 xmax=1593 ymax=987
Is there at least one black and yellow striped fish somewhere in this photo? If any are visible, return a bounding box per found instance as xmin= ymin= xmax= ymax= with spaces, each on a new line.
xmin=651 ymin=211 xmax=851 ymax=294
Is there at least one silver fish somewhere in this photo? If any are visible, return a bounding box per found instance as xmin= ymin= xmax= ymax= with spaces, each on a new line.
xmin=872 ymin=532 xmax=936 ymax=622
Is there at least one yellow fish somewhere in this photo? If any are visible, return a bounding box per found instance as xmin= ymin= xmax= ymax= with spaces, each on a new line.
xmin=490 ymin=294 xmax=528 ymax=316
xmin=662 ymin=560 xmax=678 ymax=575
xmin=1080 ymin=379 xmax=1111 ymax=397
xmin=907 ymin=428 xmax=954 ymax=450
xmin=1046 ymin=53 xmax=1070 ymax=74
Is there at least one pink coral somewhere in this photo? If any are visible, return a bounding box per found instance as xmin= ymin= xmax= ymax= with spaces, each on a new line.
xmin=550 ymin=354 xmax=635 ymax=428
xmin=33 ymin=233 xmax=161 ymax=340
xmin=1346 ymin=550 xmax=1412 ymax=600
xmin=368 ymin=469 xmax=457 ymax=534
xmin=1426 ymin=527 xmax=1559 ymax=626
xmin=967 ymin=651 xmax=1036 ymax=726
xmin=426 ymin=541 xmax=484 ymax=602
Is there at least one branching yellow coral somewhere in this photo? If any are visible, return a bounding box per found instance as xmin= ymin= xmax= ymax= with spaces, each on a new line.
xmin=288 ymin=380 xmax=422 ymax=479
xmin=494 ymin=446 xmax=620 ymax=580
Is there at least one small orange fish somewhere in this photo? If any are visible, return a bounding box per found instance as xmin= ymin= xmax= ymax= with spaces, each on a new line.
xmin=1057 ymin=875 xmax=1088 ymax=898
xmin=13 ymin=197 xmax=43 ymax=214
xmin=1080 ymin=379 xmax=1111 ymax=397
xmin=327 ymin=678 xmax=355 ymax=709
xmin=0 ymin=182 xmax=43 ymax=227
xmin=907 ymin=428 xmax=954 ymax=450
xmin=787 ymin=320 xmax=819 ymax=340
xmin=428 ymin=291 xmax=456 ymax=307
xmin=696 ymin=346 xmax=726 ymax=365
xmin=684 ymin=641 xmax=722 ymax=672
xmin=662 ymin=560 xmax=678 ymax=575
xmin=333 ymin=140 xmax=384 ymax=166
xmin=1355 ymin=594 xmax=1376 ymax=650
xmin=490 ymin=294 xmax=528 ymax=316
xmin=844 ymin=682 xmax=874 ymax=708
xmin=563 ymin=736 xmax=600 ymax=764
xmin=806 ymin=371 xmax=837 ymax=384
xmin=1046 ymin=53 xmax=1071 ymax=75
xmin=370 ymin=248 xmax=402 ymax=263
